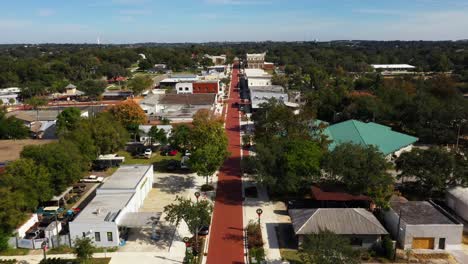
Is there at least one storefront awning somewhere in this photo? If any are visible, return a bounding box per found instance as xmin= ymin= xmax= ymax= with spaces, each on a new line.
xmin=118 ymin=212 xmax=162 ymax=228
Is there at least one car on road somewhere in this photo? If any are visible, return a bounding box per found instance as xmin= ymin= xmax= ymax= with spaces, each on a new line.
xmin=169 ymin=149 xmax=178 ymax=156
xmin=80 ymin=175 xmax=104 ymax=183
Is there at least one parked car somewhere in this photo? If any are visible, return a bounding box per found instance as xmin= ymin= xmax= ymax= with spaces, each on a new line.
xmin=198 ymin=225 xmax=210 ymax=236
xmin=80 ymin=175 xmax=104 ymax=183
xmin=181 ymin=156 xmax=190 ymax=169
xmin=144 ymin=149 xmax=152 ymax=159
xmin=161 ymin=147 xmax=178 ymax=156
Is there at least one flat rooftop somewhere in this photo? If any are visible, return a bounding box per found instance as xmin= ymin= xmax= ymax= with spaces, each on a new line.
xmin=371 ymin=64 xmax=415 ymax=69
xmin=249 ymin=85 xmax=285 ymax=93
xmin=159 ymin=93 xmax=216 ymax=106
xmin=99 ymin=165 xmax=151 ymax=190
xmin=73 ymin=193 xmax=134 ymax=223
xmin=244 ymin=69 xmax=271 ymax=78
xmin=390 ymin=199 xmax=455 ymax=225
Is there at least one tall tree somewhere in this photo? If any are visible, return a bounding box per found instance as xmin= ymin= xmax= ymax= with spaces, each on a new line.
xmin=106 ymin=100 xmax=147 ymax=132
xmin=396 ymin=147 xmax=468 ymax=198
xmin=164 ymin=196 xmax=212 ymax=250
xmin=73 ymin=237 xmax=96 ymax=264
xmin=147 ymin=126 xmax=167 ymax=145
xmin=56 ymin=107 xmax=82 ymax=134
xmin=21 ymin=141 xmax=88 ymax=194
xmin=127 ymin=75 xmax=153 ymax=95
xmin=0 ymin=159 xmax=53 ymax=211
xmin=79 ymin=79 xmax=107 ymax=100
xmin=170 ymin=124 xmax=192 ymax=151
xmin=0 ymin=109 xmax=29 ymax=139
xmin=323 ymin=143 xmax=394 ymax=208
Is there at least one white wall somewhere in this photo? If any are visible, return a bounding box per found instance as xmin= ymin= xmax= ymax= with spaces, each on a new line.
xmin=176 ymin=83 xmax=193 ymax=94
xmin=248 ymin=77 xmax=271 ymax=87
xmin=15 ymin=214 xmax=38 ymax=238
xmin=446 ymin=192 xmax=468 ymax=222
xmin=69 ymin=221 xmax=120 ymax=247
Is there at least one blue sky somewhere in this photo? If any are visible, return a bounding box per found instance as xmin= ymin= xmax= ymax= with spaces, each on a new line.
xmin=1 ymin=0 xmax=468 ymax=43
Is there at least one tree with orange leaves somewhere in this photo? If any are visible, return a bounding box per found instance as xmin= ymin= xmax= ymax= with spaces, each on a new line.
xmin=107 ymin=100 xmax=147 ymax=132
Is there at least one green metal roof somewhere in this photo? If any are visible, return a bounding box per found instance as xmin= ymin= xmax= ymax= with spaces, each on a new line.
xmin=324 ymin=120 xmax=418 ymax=156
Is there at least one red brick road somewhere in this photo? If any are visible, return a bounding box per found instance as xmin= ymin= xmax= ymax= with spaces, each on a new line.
xmin=206 ymin=65 xmax=245 ymax=264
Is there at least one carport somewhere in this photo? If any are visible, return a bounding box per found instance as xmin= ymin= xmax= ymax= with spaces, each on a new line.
xmin=118 ymin=212 xmax=162 ymax=242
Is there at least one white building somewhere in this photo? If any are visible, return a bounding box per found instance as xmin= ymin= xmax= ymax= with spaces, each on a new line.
xmin=371 ymin=64 xmax=416 ymax=75
xmin=250 ymin=89 xmax=288 ymax=109
xmin=204 ymin=54 xmax=227 ymax=65
xmin=139 ymin=125 xmax=173 ymax=145
xmin=176 ymin=82 xmax=193 ymax=94
xmin=244 ymin=69 xmax=272 ymax=87
xmin=446 ymin=187 xmax=468 ymax=222
xmin=69 ymin=165 xmax=155 ymax=247
xmin=246 ymin=52 xmax=266 ymax=69
xmin=0 ymin=87 xmax=21 ymax=105
xmin=383 ymin=196 xmax=463 ymax=250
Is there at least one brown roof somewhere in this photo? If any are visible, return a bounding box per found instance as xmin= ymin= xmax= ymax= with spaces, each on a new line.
xmin=159 ymin=94 xmax=216 ymax=105
xmin=311 ymin=186 xmax=371 ymax=202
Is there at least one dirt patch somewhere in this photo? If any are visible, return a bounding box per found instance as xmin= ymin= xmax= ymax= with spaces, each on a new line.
xmin=0 ymin=139 xmax=56 ymax=162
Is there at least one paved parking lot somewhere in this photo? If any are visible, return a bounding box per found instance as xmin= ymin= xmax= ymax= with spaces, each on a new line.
xmin=120 ymin=171 xmax=200 ymax=253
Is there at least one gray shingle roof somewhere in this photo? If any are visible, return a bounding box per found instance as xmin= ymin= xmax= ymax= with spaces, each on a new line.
xmin=289 ymin=208 xmax=388 ymax=235
xmin=390 ymin=199 xmax=456 ymax=225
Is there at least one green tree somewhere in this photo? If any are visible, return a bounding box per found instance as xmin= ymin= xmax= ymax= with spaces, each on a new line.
xmin=21 ymin=141 xmax=88 ymax=194
xmin=0 ymin=159 xmax=53 ymax=211
xmin=250 ymin=139 xmax=322 ymax=194
xmin=73 ymin=237 xmax=96 ymax=264
xmin=127 ymin=75 xmax=153 ymax=95
xmin=88 ymin=113 xmax=129 ymax=154
xmin=395 ymin=147 xmax=468 ymax=197
xmin=170 ymin=124 xmax=192 ymax=151
xmin=0 ymin=109 xmax=29 ymax=139
xmin=147 ymin=126 xmax=167 ymax=145
xmin=300 ymin=230 xmax=360 ymax=264
xmin=79 ymin=79 xmax=107 ymax=100
xmin=57 ymin=107 xmax=82 ymax=134
xmin=138 ymin=60 xmax=152 ymax=71
xmin=62 ymin=119 xmax=98 ymax=161
xmin=271 ymin=73 xmax=288 ymax=88
xmin=164 ymin=196 xmax=212 ymax=249
xmin=188 ymin=110 xmax=229 ymax=185
xmin=323 ymin=143 xmax=394 ymax=208
xmin=0 ymin=231 xmax=9 ymax=251
xmin=0 ymin=187 xmax=28 ymax=236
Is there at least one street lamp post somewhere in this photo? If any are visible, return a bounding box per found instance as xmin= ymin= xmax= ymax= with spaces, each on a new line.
xmin=256 ymin=208 xmax=263 ymax=225
xmin=194 ymin=192 xmax=200 ymax=203
xmin=183 ymin=236 xmax=190 ymax=263
xmin=41 ymin=240 xmax=48 ymax=260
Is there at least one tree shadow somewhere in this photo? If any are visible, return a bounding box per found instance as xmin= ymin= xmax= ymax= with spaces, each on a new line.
xmin=153 ymin=174 xmax=195 ymax=194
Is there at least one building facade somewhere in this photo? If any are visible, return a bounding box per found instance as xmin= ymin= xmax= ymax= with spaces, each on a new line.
xmin=246 ymin=52 xmax=266 ymax=69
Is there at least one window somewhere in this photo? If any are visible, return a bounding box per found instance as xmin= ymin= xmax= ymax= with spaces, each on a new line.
xmin=439 ymin=238 xmax=446 ymax=249
xmin=95 ymin=232 xmax=101 ymax=242
xmin=107 ymin=232 xmax=113 ymax=242
xmin=179 ymin=87 xmax=183 ymax=91
xmin=185 ymin=87 xmax=189 ymax=91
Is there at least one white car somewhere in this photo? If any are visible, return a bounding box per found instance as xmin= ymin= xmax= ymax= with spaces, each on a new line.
xmin=80 ymin=175 xmax=104 ymax=183
xmin=144 ymin=149 xmax=152 ymax=159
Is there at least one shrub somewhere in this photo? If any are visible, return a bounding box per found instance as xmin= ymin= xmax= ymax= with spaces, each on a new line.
xmin=39 ymin=258 xmax=79 ymax=264
xmin=383 ymin=235 xmax=395 ymax=260
xmin=246 ymin=221 xmax=263 ymax=249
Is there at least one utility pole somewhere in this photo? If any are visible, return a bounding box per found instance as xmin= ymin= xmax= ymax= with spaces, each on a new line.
xmin=394 ymin=209 xmax=402 ymax=261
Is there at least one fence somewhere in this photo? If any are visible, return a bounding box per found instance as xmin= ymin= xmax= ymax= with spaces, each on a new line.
xmin=9 ymin=234 xmax=72 ymax=249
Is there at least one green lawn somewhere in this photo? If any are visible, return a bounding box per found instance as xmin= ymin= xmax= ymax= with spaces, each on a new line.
xmin=118 ymin=150 xmax=181 ymax=165
xmin=280 ymin=249 xmax=303 ymax=264
xmin=0 ymin=248 xmax=30 ymax=256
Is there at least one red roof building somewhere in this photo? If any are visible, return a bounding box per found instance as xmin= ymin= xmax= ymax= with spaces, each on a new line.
xmin=193 ymin=81 xmax=219 ymax=94
xmin=311 ymin=186 xmax=370 ymax=202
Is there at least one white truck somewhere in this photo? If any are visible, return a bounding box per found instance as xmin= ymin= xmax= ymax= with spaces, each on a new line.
xmin=80 ymin=175 xmax=104 ymax=183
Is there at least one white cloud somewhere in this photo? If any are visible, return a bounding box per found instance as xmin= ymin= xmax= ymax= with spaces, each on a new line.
xmin=37 ymin=8 xmax=55 ymax=17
